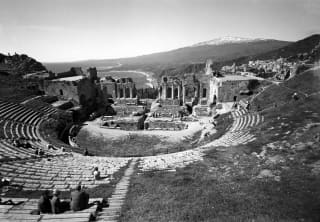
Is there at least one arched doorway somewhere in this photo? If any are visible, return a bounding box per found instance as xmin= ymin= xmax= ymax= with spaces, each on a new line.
xmin=174 ymin=88 xmax=179 ymax=99
xmin=167 ymin=87 xmax=172 ymax=98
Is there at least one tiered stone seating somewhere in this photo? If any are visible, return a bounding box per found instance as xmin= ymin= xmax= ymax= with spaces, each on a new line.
xmin=0 ymin=100 xmax=55 ymax=160
xmin=0 ymin=197 xmax=103 ymax=222
xmin=229 ymin=107 xmax=264 ymax=132
xmin=22 ymin=97 xmax=58 ymax=116
xmin=139 ymin=109 xmax=264 ymax=171
xmin=139 ymin=149 xmax=204 ymax=172
xmin=0 ymin=154 xmax=129 ymax=191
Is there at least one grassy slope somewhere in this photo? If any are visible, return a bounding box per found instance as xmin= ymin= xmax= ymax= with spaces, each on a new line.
xmin=76 ymin=129 xmax=202 ymax=157
xmin=252 ymin=67 xmax=320 ymax=111
xmin=120 ymin=68 xmax=320 ymax=221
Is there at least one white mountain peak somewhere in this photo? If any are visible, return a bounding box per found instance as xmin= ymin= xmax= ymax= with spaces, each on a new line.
xmin=192 ymin=36 xmax=268 ymax=47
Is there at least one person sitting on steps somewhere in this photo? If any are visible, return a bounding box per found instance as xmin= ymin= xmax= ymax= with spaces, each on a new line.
xmin=93 ymin=167 xmax=101 ymax=180
xmin=70 ymin=185 xmax=89 ymax=211
xmin=83 ymin=148 xmax=89 ymax=156
xmin=51 ymin=189 xmax=61 ymax=214
xmin=38 ymin=190 xmax=52 ymax=214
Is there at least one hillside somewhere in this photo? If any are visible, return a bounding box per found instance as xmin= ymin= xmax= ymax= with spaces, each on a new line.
xmin=0 ymin=53 xmax=46 ymax=102
xmin=44 ymin=38 xmax=289 ymax=73
xmin=224 ymin=34 xmax=320 ymax=66
xmin=119 ymin=67 xmax=320 ymax=222
xmin=0 ymin=53 xmax=46 ymax=75
xmin=162 ymin=34 xmax=320 ymax=78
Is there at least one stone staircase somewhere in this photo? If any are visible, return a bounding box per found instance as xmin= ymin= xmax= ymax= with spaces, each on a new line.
xmin=96 ymin=159 xmax=137 ymax=222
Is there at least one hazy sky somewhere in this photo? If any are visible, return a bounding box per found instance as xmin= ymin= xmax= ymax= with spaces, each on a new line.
xmin=0 ymin=0 xmax=320 ymax=62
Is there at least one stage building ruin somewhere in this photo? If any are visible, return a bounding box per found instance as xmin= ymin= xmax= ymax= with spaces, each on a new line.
xmin=43 ymin=60 xmax=261 ymax=130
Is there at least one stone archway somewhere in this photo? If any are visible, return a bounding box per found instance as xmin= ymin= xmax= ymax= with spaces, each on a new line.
xmin=167 ymin=87 xmax=172 ymax=99
xmin=174 ymin=88 xmax=179 ymax=99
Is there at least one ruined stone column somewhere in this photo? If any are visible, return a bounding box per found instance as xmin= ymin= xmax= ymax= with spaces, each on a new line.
xmin=158 ymin=87 xmax=161 ymax=99
xmin=171 ymin=85 xmax=174 ymax=99
xmin=163 ymin=85 xmax=167 ymax=99
xmin=117 ymin=84 xmax=120 ymax=99
xmin=123 ymin=86 xmax=126 ymax=98
xmin=199 ymin=82 xmax=202 ymax=105
xmin=194 ymin=86 xmax=198 ymax=98
xmin=130 ymin=86 xmax=133 ymax=98
xmin=182 ymin=85 xmax=186 ymax=104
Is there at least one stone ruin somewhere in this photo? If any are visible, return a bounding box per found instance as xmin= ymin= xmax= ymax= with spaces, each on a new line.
xmin=42 ymin=60 xmax=260 ymax=131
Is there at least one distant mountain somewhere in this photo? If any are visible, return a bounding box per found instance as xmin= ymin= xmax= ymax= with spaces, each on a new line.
xmin=159 ymin=34 xmax=320 ymax=77
xmin=117 ymin=38 xmax=290 ymax=66
xmin=192 ymin=36 xmax=268 ymax=47
xmin=222 ymin=34 xmax=320 ymax=66
xmin=252 ymin=34 xmax=320 ymax=60
xmin=45 ymin=37 xmax=290 ymax=73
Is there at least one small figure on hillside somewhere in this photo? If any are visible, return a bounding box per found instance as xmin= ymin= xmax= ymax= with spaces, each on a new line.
xmin=13 ymin=139 xmax=20 ymax=147
xmin=246 ymin=102 xmax=251 ymax=111
xmin=51 ymin=189 xmax=61 ymax=214
xmin=0 ymin=178 xmax=10 ymax=187
xmin=93 ymin=167 xmax=101 ymax=180
xmin=47 ymin=143 xmax=54 ymax=150
xmin=83 ymin=148 xmax=89 ymax=156
xmin=38 ymin=190 xmax=52 ymax=214
xmin=35 ymin=148 xmax=44 ymax=156
xmin=292 ymin=92 xmax=299 ymax=100
xmin=70 ymin=185 xmax=89 ymax=211
xmin=24 ymin=141 xmax=32 ymax=149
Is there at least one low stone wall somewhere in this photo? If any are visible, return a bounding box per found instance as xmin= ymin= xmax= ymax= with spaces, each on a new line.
xmin=145 ymin=117 xmax=187 ymax=130
xmin=113 ymin=105 xmax=145 ymax=117
xmin=153 ymin=105 xmax=182 ymax=118
xmin=102 ymin=115 xmax=145 ymax=130
xmin=160 ymin=99 xmax=180 ymax=106
xmin=193 ymin=105 xmax=211 ymax=116
xmin=115 ymin=98 xmax=138 ymax=105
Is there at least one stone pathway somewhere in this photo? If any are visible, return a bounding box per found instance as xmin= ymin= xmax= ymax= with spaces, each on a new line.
xmin=96 ymin=159 xmax=137 ymax=222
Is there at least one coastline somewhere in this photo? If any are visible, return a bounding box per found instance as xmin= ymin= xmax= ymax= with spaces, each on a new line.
xmin=100 ymin=70 xmax=156 ymax=88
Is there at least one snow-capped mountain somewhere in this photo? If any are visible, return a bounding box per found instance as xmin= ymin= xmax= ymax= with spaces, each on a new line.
xmin=192 ymin=36 xmax=268 ymax=47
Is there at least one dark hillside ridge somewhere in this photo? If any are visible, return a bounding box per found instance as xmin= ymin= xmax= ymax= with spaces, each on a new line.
xmin=254 ymin=34 xmax=320 ymax=60
xmin=0 ymin=53 xmax=46 ymax=75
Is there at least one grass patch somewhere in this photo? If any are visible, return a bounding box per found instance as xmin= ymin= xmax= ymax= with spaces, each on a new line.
xmin=120 ymin=151 xmax=320 ymax=222
xmin=77 ymin=129 xmax=203 ymax=157
xmin=119 ymin=69 xmax=320 ymax=221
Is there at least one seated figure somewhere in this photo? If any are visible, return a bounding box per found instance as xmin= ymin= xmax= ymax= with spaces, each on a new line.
xmin=51 ymin=189 xmax=61 ymax=214
xmin=38 ymin=190 xmax=52 ymax=213
xmin=93 ymin=167 xmax=101 ymax=180
xmin=70 ymin=185 xmax=89 ymax=211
